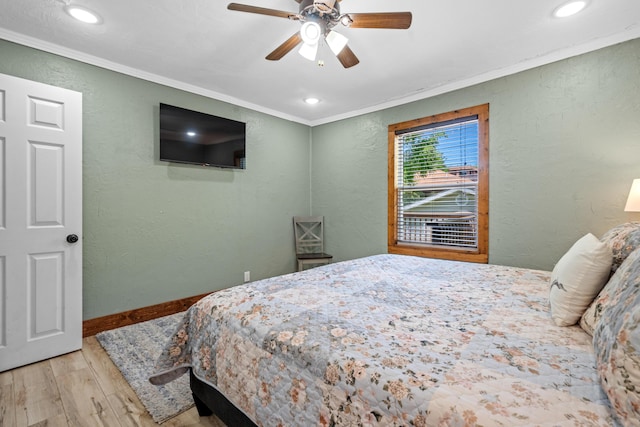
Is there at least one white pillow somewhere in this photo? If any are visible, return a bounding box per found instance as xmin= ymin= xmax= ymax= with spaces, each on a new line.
xmin=549 ymin=233 xmax=613 ymax=326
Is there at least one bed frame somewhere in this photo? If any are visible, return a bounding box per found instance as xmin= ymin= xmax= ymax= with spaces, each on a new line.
xmin=190 ymin=369 xmax=257 ymax=426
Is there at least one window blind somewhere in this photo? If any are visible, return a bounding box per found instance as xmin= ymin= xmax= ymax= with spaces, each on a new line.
xmin=395 ymin=117 xmax=479 ymax=249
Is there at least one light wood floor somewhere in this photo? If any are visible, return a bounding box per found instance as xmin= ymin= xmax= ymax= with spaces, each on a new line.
xmin=0 ymin=336 xmax=226 ymax=427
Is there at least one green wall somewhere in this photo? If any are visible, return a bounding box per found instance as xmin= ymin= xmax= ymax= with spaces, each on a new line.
xmin=2 ymin=37 xmax=640 ymax=319
xmin=0 ymin=39 xmax=311 ymax=320
xmin=311 ymin=38 xmax=640 ymax=271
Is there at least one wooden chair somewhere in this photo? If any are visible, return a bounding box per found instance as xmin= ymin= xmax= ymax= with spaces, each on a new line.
xmin=293 ymin=216 xmax=333 ymax=271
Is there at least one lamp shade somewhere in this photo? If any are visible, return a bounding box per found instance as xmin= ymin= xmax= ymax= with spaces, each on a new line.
xmin=624 ymin=179 xmax=640 ymax=212
xmin=298 ymin=42 xmax=318 ymax=61
xmin=300 ymin=22 xmax=321 ymax=45
xmin=326 ymin=30 xmax=348 ymax=55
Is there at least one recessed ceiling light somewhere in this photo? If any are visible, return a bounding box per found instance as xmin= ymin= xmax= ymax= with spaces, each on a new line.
xmin=64 ymin=5 xmax=102 ymax=24
xmin=553 ymin=1 xmax=587 ymax=18
xmin=304 ymin=97 xmax=320 ymax=105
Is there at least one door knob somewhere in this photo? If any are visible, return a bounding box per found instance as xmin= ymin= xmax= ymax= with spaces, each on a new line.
xmin=66 ymin=234 xmax=79 ymax=244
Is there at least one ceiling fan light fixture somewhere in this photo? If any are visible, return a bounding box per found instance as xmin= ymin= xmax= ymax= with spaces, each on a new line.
xmin=300 ymin=21 xmax=322 ymax=45
xmin=227 ymin=2 xmax=411 ymax=68
xmin=63 ymin=4 xmax=102 ymax=24
xmin=326 ymin=30 xmax=348 ymax=55
xmin=298 ymin=42 xmax=319 ymax=61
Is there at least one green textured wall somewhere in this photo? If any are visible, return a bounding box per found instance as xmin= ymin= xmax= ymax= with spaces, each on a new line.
xmin=0 ymin=39 xmax=311 ymax=319
xmin=311 ymin=38 xmax=640 ymax=271
xmin=3 ymin=37 xmax=640 ymax=319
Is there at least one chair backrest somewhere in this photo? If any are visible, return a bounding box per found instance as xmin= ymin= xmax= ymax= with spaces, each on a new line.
xmin=293 ymin=216 xmax=325 ymax=255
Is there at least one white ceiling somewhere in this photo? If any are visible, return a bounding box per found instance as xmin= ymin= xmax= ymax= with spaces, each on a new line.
xmin=0 ymin=0 xmax=639 ymax=126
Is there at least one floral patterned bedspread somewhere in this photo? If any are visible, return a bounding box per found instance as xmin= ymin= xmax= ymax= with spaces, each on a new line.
xmin=150 ymin=254 xmax=616 ymax=426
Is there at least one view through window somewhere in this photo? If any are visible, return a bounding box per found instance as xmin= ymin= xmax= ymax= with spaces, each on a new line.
xmin=388 ymin=104 xmax=489 ymax=263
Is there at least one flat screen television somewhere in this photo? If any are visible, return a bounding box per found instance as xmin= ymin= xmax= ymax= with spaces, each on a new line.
xmin=159 ymin=103 xmax=246 ymax=169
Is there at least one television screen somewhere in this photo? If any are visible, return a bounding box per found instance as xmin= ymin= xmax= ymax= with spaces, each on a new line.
xmin=159 ymin=103 xmax=246 ymax=169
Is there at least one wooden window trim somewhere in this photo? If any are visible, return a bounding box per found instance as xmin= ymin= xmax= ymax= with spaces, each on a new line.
xmin=387 ymin=104 xmax=489 ymax=263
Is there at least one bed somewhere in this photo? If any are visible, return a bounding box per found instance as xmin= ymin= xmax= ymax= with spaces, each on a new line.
xmin=150 ymin=222 xmax=640 ymax=426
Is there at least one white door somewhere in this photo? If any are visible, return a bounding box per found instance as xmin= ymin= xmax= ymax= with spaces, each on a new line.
xmin=0 ymin=73 xmax=82 ymax=372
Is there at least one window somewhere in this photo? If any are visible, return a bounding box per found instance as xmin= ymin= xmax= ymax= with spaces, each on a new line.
xmin=388 ymin=104 xmax=489 ymax=263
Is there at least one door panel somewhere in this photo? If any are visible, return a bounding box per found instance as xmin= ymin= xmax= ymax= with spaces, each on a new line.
xmin=29 ymin=252 xmax=64 ymax=339
xmin=0 ymin=136 xmax=5 ymax=229
xmin=29 ymin=96 xmax=65 ymax=130
xmin=0 ymin=256 xmax=5 ymax=348
xmin=29 ymin=141 xmax=64 ymax=226
xmin=0 ymin=73 xmax=82 ymax=372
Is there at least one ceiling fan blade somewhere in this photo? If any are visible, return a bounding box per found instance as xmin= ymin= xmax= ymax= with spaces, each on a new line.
xmin=336 ymin=45 xmax=359 ymax=68
xmin=266 ymin=32 xmax=303 ymax=61
xmin=347 ymin=12 xmax=412 ymax=29
xmin=227 ymin=3 xmax=296 ymax=19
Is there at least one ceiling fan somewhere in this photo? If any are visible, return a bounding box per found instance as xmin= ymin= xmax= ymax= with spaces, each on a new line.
xmin=227 ymin=0 xmax=412 ymax=68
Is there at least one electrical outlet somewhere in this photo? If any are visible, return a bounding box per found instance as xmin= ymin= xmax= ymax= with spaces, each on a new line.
xmin=244 ymin=271 xmax=250 ymax=282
